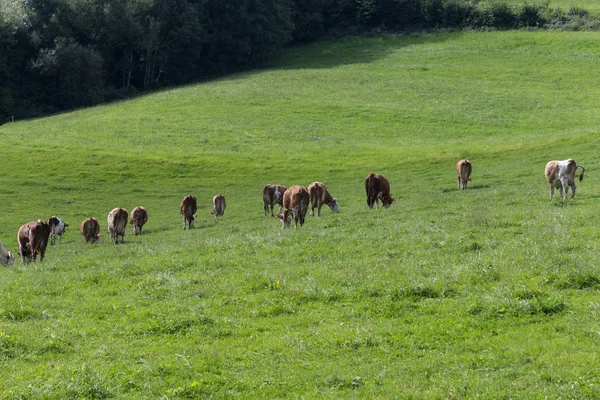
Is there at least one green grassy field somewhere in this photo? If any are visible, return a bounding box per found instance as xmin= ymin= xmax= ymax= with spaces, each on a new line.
xmin=498 ymin=0 xmax=600 ymax=13
xmin=2 ymin=30 xmax=600 ymax=398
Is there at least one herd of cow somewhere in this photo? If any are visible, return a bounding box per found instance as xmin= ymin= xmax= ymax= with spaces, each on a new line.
xmin=0 ymin=158 xmax=586 ymax=267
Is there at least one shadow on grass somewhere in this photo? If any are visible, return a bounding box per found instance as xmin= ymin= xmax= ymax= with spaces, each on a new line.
xmin=273 ymin=33 xmax=462 ymax=70
xmin=442 ymin=184 xmax=489 ymax=193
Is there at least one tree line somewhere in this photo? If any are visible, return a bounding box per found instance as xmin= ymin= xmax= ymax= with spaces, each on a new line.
xmin=0 ymin=0 xmax=596 ymax=123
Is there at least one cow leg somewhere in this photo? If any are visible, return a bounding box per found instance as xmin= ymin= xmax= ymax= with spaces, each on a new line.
xmin=571 ymin=183 xmax=576 ymax=199
xmin=317 ymin=204 xmax=322 ymax=217
xmin=183 ymin=216 xmax=187 ymax=230
xmin=50 ymin=234 xmax=55 ymax=245
xmin=549 ymin=185 xmax=554 ymax=199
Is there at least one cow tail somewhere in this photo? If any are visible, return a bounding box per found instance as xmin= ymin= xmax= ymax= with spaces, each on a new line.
xmin=578 ymin=165 xmax=585 ymax=182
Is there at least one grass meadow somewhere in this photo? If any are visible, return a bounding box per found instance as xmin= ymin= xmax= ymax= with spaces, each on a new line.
xmin=2 ymin=30 xmax=600 ymax=398
xmin=500 ymin=0 xmax=600 ymax=13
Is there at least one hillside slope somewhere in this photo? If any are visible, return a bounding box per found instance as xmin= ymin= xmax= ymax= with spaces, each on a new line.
xmin=1 ymin=31 xmax=600 ymax=398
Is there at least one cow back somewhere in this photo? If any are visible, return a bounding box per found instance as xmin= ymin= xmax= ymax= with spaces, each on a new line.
xmin=130 ymin=206 xmax=148 ymax=226
xmin=29 ymin=220 xmax=51 ymax=253
xmin=180 ymin=195 xmax=197 ymax=216
xmin=80 ymin=218 xmax=100 ymax=242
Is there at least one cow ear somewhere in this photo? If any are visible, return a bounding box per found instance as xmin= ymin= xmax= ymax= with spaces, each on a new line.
xmin=64 ymin=223 xmax=69 ymax=227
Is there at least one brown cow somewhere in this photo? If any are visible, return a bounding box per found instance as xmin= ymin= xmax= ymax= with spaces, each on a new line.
xmin=545 ymin=159 xmax=585 ymax=200
xmin=456 ymin=159 xmax=472 ymax=190
xmin=0 ymin=240 xmax=15 ymax=266
xmin=107 ymin=208 xmax=128 ymax=244
xmin=308 ymin=182 xmax=340 ymax=217
xmin=263 ymin=184 xmax=287 ymax=216
xmin=130 ymin=206 xmax=148 ymax=235
xmin=277 ymin=185 xmax=310 ymax=229
xmin=48 ymin=216 xmax=68 ymax=245
xmin=212 ymin=194 xmax=226 ymax=217
xmin=17 ymin=219 xmax=52 ymax=263
xmin=180 ymin=195 xmax=197 ymax=229
xmin=364 ymin=173 xmax=395 ymax=209
xmin=80 ymin=217 xmax=101 ymax=244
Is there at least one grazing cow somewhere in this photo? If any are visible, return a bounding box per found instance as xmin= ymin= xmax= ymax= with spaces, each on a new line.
xmin=456 ymin=159 xmax=472 ymax=190
xmin=212 ymin=194 xmax=226 ymax=217
xmin=180 ymin=195 xmax=197 ymax=229
xmin=80 ymin=217 xmax=101 ymax=244
xmin=307 ymin=182 xmax=340 ymax=216
xmin=107 ymin=208 xmax=128 ymax=244
xmin=17 ymin=220 xmax=52 ymax=263
xmin=545 ymin=159 xmax=586 ymax=200
xmin=263 ymin=184 xmax=287 ymax=216
xmin=0 ymin=241 xmax=14 ymax=266
xmin=48 ymin=216 xmax=68 ymax=245
xmin=130 ymin=206 xmax=148 ymax=235
xmin=364 ymin=173 xmax=395 ymax=209
xmin=277 ymin=185 xmax=310 ymax=229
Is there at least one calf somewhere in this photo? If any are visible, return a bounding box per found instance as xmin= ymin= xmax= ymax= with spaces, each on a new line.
xmin=180 ymin=195 xmax=197 ymax=229
xmin=80 ymin=217 xmax=101 ymax=244
xmin=17 ymin=220 xmax=52 ymax=263
xmin=277 ymin=185 xmax=310 ymax=229
xmin=307 ymin=182 xmax=340 ymax=216
xmin=364 ymin=173 xmax=395 ymax=209
xmin=545 ymin=159 xmax=586 ymax=200
xmin=130 ymin=206 xmax=148 ymax=235
xmin=48 ymin=216 xmax=68 ymax=245
xmin=0 ymin=240 xmax=14 ymax=266
xmin=456 ymin=159 xmax=472 ymax=190
xmin=212 ymin=194 xmax=226 ymax=217
xmin=263 ymin=184 xmax=287 ymax=216
xmin=107 ymin=208 xmax=128 ymax=244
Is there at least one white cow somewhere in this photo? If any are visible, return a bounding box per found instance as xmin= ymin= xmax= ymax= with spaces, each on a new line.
xmin=545 ymin=159 xmax=585 ymax=200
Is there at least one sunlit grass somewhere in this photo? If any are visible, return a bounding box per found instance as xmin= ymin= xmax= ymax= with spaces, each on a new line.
xmin=1 ymin=30 xmax=600 ymax=397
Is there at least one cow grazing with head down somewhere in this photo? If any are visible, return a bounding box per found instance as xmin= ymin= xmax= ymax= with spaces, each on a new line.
xmin=364 ymin=173 xmax=395 ymax=209
xmin=130 ymin=206 xmax=148 ymax=235
xmin=107 ymin=208 xmax=128 ymax=244
xmin=17 ymin=220 xmax=52 ymax=263
xmin=180 ymin=195 xmax=197 ymax=229
xmin=545 ymin=159 xmax=586 ymax=200
xmin=307 ymin=182 xmax=340 ymax=217
xmin=277 ymin=185 xmax=310 ymax=229
xmin=212 ymin=194 xmax=226 ymax=217
xmin=0 ymin=241 xmax=14 ymax=266
xmin=48 ymin=216 xmax=68 ymax=245
xmin=80 ymin=217 xmax=101 ymax=244
xmin=456 ymin=159 xmax=472 ymax=190
xmin=263 ymin=184 xmax=287 ymax=216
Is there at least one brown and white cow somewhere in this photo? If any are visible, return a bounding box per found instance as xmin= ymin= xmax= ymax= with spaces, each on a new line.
xmin=107 ymin=208 xmax=128 ymax=244
xmin=364 ymin=173 xmax=395 ymax=209
xmin=80 ymin=217 xmax=101 ymax=244
xmin=277 ymin=185 xmax=310 ymax=229
xmin=263 ymin=184 xmax=287 ymax=217
xmin=456 ymin=159 xmax=472 ymax=190
xmin=48 ymin=216 xmax=68 ymax=245
xmin=17 ymin=219 xmax=52 ymax=263
xmin=307 ymin=182 xmax=340 ymax=217
xmin=0 ymin=240 xmax=15 ymax=266
xmin=180 ymin=195 xmax=197 ymax=229
xmin=130 ymin=206 xmax=148 ymax=235
xmin=212 ymin=194 xmax=226 ymax=217
xmin=545 ymin=159 xmax=585 ymax=200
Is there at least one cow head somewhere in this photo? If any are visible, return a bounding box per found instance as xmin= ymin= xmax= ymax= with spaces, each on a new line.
xmin=277 ymin=210 xmax=292 ymax=229
xmin=2 ymin=251 xmax=14 ymax=266
xmin=382 ymin=196 xmax=395 ymax=208
xmin=327 ymin=198 xmax=340 ymax=213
